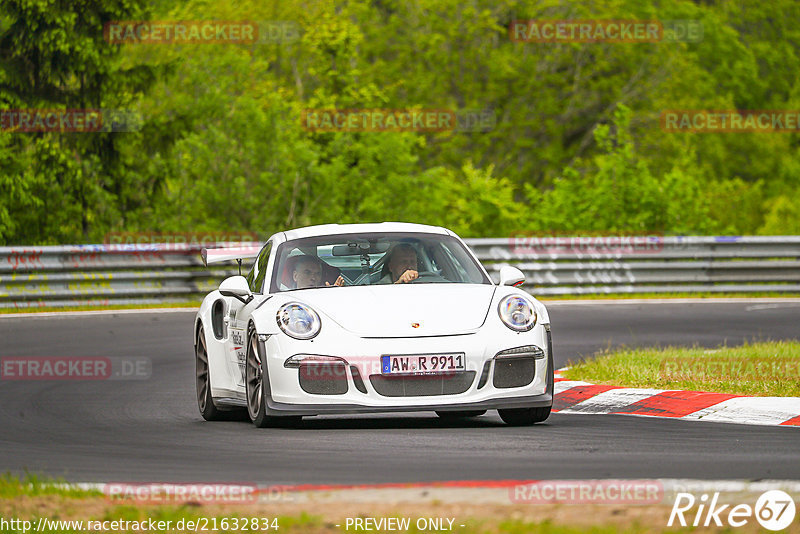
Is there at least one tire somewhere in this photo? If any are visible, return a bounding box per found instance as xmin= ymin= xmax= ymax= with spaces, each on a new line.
xmin=435 ymin=410 xmax=486 ymax=419
xmin=245 ymin=324 xmax=302 ymax=428
xmin=196 ymin=326 xmax=228 ymax=421
xmin=498 ymin=406 xmax=551 ymax=426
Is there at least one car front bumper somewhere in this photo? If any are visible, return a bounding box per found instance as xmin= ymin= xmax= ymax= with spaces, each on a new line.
xmin=258 ymin=324 xmax=554 ymax=417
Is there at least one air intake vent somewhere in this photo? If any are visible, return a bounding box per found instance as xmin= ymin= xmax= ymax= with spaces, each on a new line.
xmin=298 ymin=362 xmax=348 ymax=395
xmin=350 ymin=365 xmax=368 ymax=394
xmin=477 ymin=361 xmax=492 ymax=389
xmin=492 ymin=357 xmax=535 ymax=389
xmin=369 ymin=372 xmax=476 ymax=397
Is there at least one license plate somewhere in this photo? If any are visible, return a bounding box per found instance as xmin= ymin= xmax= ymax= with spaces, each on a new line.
xmin=381 ymin=353 xmax=465 ymax=375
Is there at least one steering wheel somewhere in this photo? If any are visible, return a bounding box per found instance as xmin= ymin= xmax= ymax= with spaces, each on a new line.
xmin=408 ymin=271 xmax=445 ymax=283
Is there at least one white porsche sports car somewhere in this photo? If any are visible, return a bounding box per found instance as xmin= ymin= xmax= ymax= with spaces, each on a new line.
xmin=194 ymin=222 xmax=553 ymax=427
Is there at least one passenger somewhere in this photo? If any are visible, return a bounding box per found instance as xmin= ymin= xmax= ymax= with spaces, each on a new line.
xmin=293 ymin=256 xmax=344 ymax=288
xmin=379 ymin=244 xmax=419 ymax=284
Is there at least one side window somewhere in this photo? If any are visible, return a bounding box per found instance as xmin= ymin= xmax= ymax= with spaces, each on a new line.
xmin=252 ymin=241 xmax=272 ymax=293
xmin=245 ymin=264 xmax=256 ymax=292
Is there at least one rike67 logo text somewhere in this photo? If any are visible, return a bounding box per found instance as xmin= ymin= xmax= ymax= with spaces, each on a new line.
xmin=669 ymin=490 xmax=796 ymax=531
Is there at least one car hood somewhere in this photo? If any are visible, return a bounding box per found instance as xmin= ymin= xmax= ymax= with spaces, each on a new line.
xmin=291 ymin=284 xmax=497 ymax=337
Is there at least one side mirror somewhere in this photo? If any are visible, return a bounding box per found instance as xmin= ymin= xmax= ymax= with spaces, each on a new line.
xmin=219 ymin=275 xmax=252 ymax=303
xmin=499 ymin=265 xmax=525 ymax=287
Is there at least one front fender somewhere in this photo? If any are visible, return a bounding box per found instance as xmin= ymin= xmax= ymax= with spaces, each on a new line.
xmin=250 ymin=297 xmax=283 ymax=335
xmin=195 ymin=290 xmax=240 ymax=397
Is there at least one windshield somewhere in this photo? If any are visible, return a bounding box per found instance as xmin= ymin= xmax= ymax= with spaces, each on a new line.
xmin=270 ymin=232 xmax=491 ymax=292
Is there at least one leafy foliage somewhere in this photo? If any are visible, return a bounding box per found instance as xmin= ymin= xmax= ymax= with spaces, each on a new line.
xmin=1 ymin=0 xmax=799 ymax=244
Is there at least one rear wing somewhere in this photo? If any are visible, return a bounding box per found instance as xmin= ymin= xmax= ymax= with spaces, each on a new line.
xmin=201 ymin=246 xmax=261 ymax=267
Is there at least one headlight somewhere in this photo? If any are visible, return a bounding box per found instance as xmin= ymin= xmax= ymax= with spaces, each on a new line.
xmin=276 ymin=302 xmax=321 ymax=339
xmin=498 ymin=295 xmax=537 ymax=331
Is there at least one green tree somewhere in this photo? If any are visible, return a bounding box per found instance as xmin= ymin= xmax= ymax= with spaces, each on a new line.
xmin=0 ymin=0 xmax=156 ymax=244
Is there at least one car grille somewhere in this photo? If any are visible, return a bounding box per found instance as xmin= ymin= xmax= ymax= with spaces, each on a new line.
xmin=492 ymin=356 xmax=536 ymax=389
xmin=298 ymin=362 xmax=349 ymax=395
xmin=369 ymin=371 xmax=476 ymax=397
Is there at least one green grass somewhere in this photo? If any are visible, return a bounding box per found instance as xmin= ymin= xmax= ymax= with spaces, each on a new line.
xmin=563 ymin=340 xmax=800 ymax=396
xmin=0 ymin=472 xmax=99 ymax=499
xmin=0 ymin=474 xmax=700 ymax=533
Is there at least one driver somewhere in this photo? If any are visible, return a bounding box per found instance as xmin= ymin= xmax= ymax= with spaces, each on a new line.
xmin=293 ymin=256 xmax=344 ymax=289
xmin=379 ymin=244 xmax=419 ymax=284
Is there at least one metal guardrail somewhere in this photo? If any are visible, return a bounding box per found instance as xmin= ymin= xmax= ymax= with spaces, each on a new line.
xmin=1 ymin=236 xmax=799 ymax=308
xmin=0 ymin=244 xmax=239 ymax=309
xmin=471 ymin=236 xmax=800 ymax=295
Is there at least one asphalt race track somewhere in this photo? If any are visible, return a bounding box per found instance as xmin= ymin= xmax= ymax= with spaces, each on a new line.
xmin=0 ymin=301 xmax=798 ymax=484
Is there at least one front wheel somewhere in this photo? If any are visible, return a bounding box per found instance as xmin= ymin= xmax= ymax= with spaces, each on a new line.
xmin=498 ymin=406 xmax=551 ymax=426
xmin=245 ymin=326 xmax=302 ymax=428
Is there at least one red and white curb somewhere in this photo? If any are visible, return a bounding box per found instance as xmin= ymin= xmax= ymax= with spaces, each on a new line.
xmin=553 ymin=369 xmax=800 ymax=427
